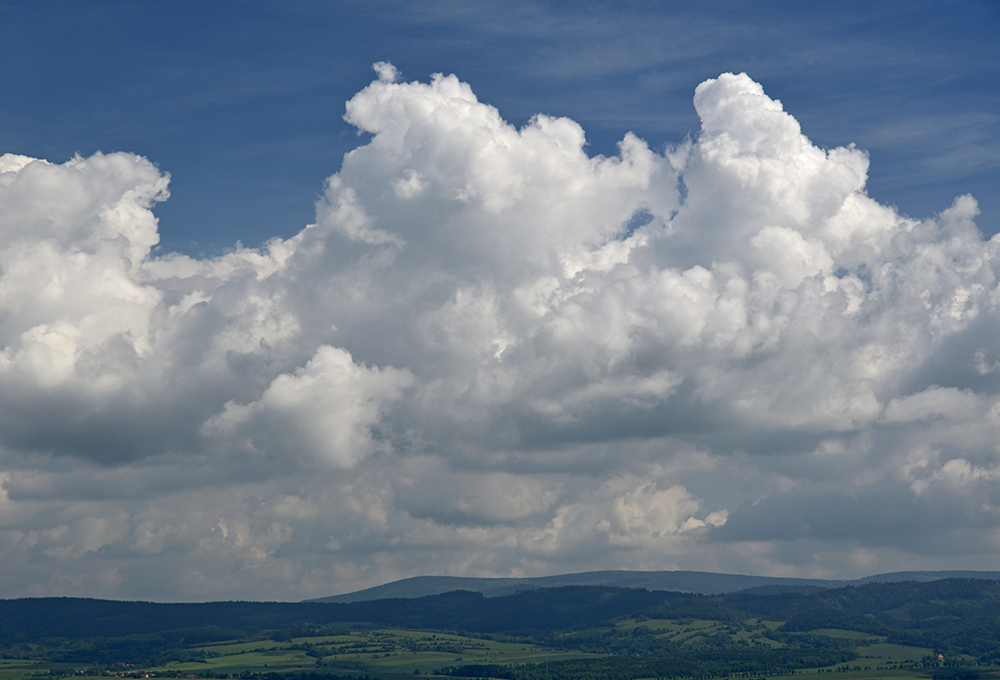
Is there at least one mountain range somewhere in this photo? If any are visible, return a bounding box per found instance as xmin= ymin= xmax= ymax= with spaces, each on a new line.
xmin=308 ymin=569 xmax=1000 ymax=602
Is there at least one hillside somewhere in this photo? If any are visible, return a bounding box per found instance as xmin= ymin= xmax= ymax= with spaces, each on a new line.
xmin=306 ymin=570 xmax=839 ymax=602
xmin=2 ymin=577 xmax=1000 ymax=680
xmin=310 ymin=569 xmax=1000 ymax=603
xmin=1 ymin=577 xmax=1000 ymax=658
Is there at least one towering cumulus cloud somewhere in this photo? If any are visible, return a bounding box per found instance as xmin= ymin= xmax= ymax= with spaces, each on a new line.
xmin=0 ymin=66 xmax=998 ymax=600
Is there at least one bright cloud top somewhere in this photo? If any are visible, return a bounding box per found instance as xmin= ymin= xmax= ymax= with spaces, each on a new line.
xmin=0 ymin=67 xmax=998 ymax=600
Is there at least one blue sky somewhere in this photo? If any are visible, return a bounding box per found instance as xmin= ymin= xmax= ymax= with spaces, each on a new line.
xmin=0 ymin=1 xmax=999 ymax=602
xmin=3 ymin=1 xmax=998 ymax=253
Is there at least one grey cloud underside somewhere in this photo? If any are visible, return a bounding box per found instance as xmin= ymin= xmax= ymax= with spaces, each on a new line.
xmin=712 ymin=488 xmax=996 ymax=547
xmin=0 ymin=67 xmax=999 ymax=600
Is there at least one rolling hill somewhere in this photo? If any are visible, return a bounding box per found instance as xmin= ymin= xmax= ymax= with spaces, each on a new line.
xmin=308 ymin=569 xmax=1000 ymax=602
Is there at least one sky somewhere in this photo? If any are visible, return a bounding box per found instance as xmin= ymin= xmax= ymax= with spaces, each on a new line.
xmin=0 ymin=0 xmax=998 ymax=602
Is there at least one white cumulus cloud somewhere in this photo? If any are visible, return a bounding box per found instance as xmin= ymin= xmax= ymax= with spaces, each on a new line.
xmin=1 ymin=65 xmax=999 ymax=599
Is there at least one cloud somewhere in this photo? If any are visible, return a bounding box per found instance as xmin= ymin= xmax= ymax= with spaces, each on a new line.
xmin=1 ymin=66 xmax=999 ymax=599
xmin=882 ymin=386 xmax=983 ymax=424
xmin=203 ymin=345 xmax=414 ymax=467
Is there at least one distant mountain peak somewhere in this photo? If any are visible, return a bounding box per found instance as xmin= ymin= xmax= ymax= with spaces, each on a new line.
xmin=307 ymin=569 xmax=1000 ymax=603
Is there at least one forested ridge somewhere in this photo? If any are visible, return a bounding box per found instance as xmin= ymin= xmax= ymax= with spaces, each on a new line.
xmin=1 ymin=579 xmax=998 ymax=674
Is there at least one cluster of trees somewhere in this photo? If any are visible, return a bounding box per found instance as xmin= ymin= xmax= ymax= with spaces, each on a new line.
xmin=726 ymin=580 xmax=1000 ymax=659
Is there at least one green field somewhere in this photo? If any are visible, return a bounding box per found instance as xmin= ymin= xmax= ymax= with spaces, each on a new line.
xmin=0 ymin=618 xmax=987 ymax=680
xmin=153 ymin=628 xmax=604 ymax=678
xmin=0 ymin=659 xmax=52 ymax=680
xmin=141 ymin=623 xmax=993 ymax=680
xmin=0 ymin=625 xmax=996 ymax=680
